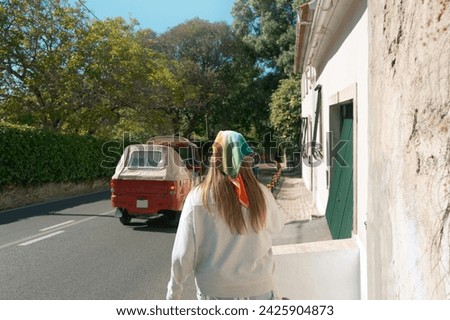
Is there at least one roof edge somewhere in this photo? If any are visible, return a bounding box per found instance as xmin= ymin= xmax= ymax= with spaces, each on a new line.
xmin=294 ymin=2 xmax=316 ymax=74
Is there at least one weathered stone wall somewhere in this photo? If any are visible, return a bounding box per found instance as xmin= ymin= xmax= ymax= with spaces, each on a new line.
xmin=368 ymin=0 xmax=449 ymax=298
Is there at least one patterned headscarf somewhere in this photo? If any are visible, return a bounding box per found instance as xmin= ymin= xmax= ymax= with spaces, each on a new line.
xmin=213 ymin=130 xmax=253 ymax=207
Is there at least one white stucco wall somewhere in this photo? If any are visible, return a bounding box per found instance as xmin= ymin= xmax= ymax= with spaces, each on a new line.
xmin=299 ymin=0 xmax=449 ymax=299
xmin=368 ymin=0 xmax=450 ymax=299
xmin=274 ymin=239 xmax=361 ymax=299
xmin=301 ymin=2 xmax=369 ymax=248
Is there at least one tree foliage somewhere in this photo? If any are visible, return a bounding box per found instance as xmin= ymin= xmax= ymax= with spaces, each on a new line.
xmin=232 ymin=0 xmax=298 ymax=76
xmin=72 ymin=17 xmax=177 ymax=138
xmin=0 ymin=0 xmax=176 ymax=139
xmin=0 ymin=0 xmax=89 ymax=129
xmin=153 ymin=18 xmax=266 ymax=139
xmin=0 ymin=0 xmax=303 ymax=146
xmin=232 ymin=0 xmax=302 ymax=146
xmin=269 ymin=76 xmax=302 ymax=143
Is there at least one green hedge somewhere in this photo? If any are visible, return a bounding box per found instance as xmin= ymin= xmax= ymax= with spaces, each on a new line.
xmin=0 ymin=123 xmax=117 ymax=189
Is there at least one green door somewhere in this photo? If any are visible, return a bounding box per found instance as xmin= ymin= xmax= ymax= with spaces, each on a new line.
xmin=326 ymin=118 xmax=353 ymax=239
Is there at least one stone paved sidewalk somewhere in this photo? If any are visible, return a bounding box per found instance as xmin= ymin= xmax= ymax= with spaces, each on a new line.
xmin=258 ymin=164 xmax=332 ymax=245
xmin=272 ymin=171 xmax=317 ymax=223
xmin=258 ymin=164 xmax=318 ymax=222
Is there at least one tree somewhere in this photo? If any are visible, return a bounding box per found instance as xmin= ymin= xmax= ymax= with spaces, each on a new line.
xmin=0 ymin=0 xmax=178 ymax=139
xmin=72 ymin=17 xmax=177 ymax=138
xmin=269 ymin=76 xmax=302 ymax=147
xmin=153 ymin=18 xmax=262 ymax=138
xmin=232 ymin=0 xmax=298 ymax=76
xmin=0 ymin=0 xmax=90 ymax=129
xmin=232 ymin=0 xmax=304 ymax=153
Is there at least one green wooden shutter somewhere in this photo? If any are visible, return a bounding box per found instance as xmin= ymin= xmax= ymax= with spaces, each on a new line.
xmin=326 ymin=118 xmax=353 ymax=239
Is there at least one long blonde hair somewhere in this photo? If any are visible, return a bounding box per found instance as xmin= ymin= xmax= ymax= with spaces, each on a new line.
xmin=200 ymin=152 xmax=266 ymax=234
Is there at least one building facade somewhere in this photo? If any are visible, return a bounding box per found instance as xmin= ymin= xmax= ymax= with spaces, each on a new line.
xmin=295 ymin=0 xmax=449 ymax=299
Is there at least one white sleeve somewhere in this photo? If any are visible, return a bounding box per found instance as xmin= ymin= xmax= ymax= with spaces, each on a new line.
xmin=261 ymin=185 xmax=286 ymax=235
xmin=166 ymin=193 xmax=196 ymax=300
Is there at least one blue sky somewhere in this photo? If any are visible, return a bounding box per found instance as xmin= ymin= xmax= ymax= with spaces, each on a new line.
xmin=77 ymin=0 xmax=236 ymax=34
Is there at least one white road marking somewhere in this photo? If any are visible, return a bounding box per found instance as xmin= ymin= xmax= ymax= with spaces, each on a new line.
xmin=17 ymin=231 xmax=65 ymax=246
xmin=39 ymin=220 xmax=75 ymax=232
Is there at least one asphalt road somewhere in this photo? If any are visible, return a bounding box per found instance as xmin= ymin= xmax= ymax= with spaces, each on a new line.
xmin=0 ymin=191 xmax=197 ymax=300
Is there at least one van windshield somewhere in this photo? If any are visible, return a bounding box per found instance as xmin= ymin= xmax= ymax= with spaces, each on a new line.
xmin=128 ymin=151 xmax=165 ymax=168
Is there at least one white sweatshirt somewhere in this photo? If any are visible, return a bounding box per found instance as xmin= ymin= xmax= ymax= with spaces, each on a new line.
xmin=166 ymin=183 xmax=286 ymax=299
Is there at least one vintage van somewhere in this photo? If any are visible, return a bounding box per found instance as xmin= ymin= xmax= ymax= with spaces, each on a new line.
xmin=110 ymin=136 xmax=201 ymax=225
